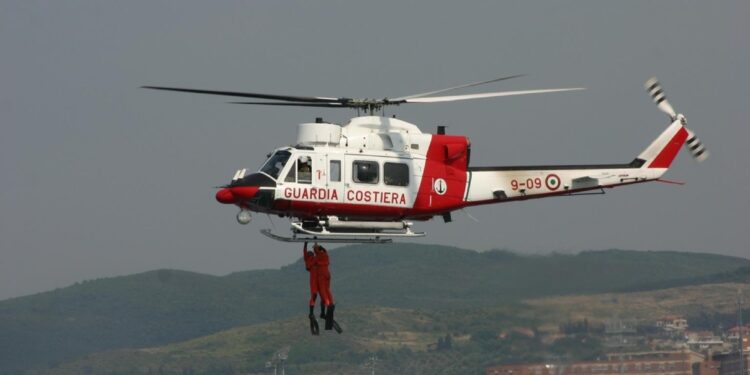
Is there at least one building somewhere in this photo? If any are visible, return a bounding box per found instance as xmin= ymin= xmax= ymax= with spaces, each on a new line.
xmin=727 ymin=326 xmax=750 ymax=351
xmin=713 ymin=352 xmax=750 ymax=375
xmin=699 ymin=360 xmax=722 ymax=375
xmin=487 ymin=350 xmax=712 ymax=375
xmin=686 ymin=331 xmax=727 ymax=354
xmin=657 ymin=316 xmax=689 ymax=332
xmin=604 ymin=318 xmax=640 ymax=348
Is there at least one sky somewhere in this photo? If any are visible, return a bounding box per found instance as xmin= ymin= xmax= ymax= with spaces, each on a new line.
xmin=1 ymin=1 xmax=748 ymax=300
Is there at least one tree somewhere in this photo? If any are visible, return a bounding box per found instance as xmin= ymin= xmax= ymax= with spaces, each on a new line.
xmin=444 ymin=334 xmax=453 ymax=350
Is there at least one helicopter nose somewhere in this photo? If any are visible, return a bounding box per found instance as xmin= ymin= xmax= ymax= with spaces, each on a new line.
xmin=215 ymin=186 xmax=261 ymax=204
xmin=216 ymin=188 xmax=234 ymax=204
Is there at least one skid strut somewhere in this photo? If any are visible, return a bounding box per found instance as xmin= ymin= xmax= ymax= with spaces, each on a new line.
xmin=261 ymin=216 xmax=425 ymax=244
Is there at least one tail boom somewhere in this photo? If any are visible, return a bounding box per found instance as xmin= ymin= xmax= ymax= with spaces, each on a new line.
xmin=463 ymin=165 xmax=661 ymax=206
xmin=463 ymin=120 xmax=689 ymax=206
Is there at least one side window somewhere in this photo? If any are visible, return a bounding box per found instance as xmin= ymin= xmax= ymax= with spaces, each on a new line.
xmin=297 ymin=156 xmax=312 ymax=184
xmin=330 ymin=160 xmax=341 ymax=182
xmin=352 ymin=161 xmax=379 ymax=184
xmin=284 ymin=160 xmax=296 ymax=183
xmin=384 ymin=162 xmax=409 ymax=186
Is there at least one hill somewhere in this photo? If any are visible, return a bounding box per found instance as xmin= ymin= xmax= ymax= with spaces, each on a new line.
xmin=1 ymin=244 xmax=748 ymax=374
xmin=34 ymin=282 xmax=750 ymax=375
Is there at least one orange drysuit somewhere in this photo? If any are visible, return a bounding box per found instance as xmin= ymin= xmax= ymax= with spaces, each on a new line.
xmin=303 ymin=243 xmax=319 ymax=307
xmin=314 ymin=245 xmax=334 ymax=306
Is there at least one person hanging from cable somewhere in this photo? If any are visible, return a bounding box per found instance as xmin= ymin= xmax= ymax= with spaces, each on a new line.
xmin=313 ymin=243 xmax=341 ymax=333
xmin=303 ymin=241 xmax=320 ymax=335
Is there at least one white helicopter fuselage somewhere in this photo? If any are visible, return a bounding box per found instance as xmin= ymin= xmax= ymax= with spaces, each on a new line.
xmin=219 ymin=115 xmax=686 ymax=226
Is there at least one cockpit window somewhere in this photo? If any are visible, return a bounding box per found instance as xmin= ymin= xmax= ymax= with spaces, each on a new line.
xmin=260 ymin=151 xmax=291 ymax=180
xmin=284 ymin=161 xmax=297 ymax=183
xmin=297 ymin=156 xmax=312 ymax=184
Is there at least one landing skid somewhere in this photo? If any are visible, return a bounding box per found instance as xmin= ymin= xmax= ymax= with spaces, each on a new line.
xmin=260 ymin=229 xmax=393 ymax=244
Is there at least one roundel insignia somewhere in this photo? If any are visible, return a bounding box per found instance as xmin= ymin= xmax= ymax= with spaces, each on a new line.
xmin=433 ymin=178 xmax=448 ymax=195
xmin=545 ymin=174 xmax=561 ymax=191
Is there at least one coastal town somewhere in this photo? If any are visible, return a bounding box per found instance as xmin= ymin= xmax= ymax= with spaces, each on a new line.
xmin=487 ymin=317 xmax=750 ymax=375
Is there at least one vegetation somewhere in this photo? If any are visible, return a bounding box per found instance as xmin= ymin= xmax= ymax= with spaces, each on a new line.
xmin=24 ymin=306 xmax=557 ymax=375
xmin=33 ymin=278 xmax=750 ymax=375
xmin=2 ymin=245 xmax=748 ymax=374
xmin=526 ymin=281 xmax=750 ymax=331
xmin=688 ymin=307 xmax=750 ymax=331
xmin=619 ymin=265 xmax=750 ymax=292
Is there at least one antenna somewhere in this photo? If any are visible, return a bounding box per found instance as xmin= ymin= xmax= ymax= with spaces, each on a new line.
xmin=362 ymin=354 xmax=380 ymax=375
xmin=739 ymin=289 xmax=745 ymax=375
xmin=266 ymin=345 xmax=290 ymax=375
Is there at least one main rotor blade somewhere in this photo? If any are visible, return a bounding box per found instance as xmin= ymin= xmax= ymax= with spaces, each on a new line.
xmin=142 ymin=86 xmax=340 ymax=103
xmin=230 ymin=101 xmax=347 ymax=108
xmin=403 ymin=87 xmax=585 ymax=103
xmin=391 ymin=74 xmax=526 ymax=101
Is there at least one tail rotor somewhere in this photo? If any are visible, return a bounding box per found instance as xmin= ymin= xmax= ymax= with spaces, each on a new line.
xmin=644 ymin=77 xmax=709 ymax=162
xmin=645 ymin=77 xmax=677 ymax=120
xmin=685 ymin=129 xmax=709 ymax=162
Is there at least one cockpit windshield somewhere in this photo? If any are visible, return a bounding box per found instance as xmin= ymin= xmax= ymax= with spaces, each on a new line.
xmin=260 ymin=150 xmax=291 ymax=180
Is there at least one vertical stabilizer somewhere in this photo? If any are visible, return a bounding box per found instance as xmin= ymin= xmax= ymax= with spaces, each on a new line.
xmin=637 ymin=118 xmax=689 ymax=169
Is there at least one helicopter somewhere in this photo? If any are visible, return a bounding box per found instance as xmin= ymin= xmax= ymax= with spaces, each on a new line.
xmin=143 ymin=76 xmax=708 ymax=243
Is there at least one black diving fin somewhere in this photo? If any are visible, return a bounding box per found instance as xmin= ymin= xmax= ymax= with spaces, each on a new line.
xmin=325 ymin=304 xmax=335 ymax=330
xmin=332 ymin=319 xmax=343 ymax=334
xmin=308 ymin=306 xmax=320 ymax=335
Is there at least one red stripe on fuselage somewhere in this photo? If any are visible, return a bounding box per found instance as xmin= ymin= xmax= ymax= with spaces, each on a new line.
xmin=412 ymin=134 xmax=470 ymax=214
xmin=648 ymin=127 xmax=689 ymax=168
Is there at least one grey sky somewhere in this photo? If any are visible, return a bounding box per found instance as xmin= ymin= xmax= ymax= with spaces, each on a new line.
xmin=1 ymin=1 xmax=748 ymax=300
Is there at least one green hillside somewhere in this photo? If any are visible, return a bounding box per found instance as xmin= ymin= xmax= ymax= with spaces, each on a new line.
xmin=34 ymin=282 xmax=750 ymax=375
xmin=24 ymin=305 xmax=557 ymax=375
xmin=1 ymin=244 xmax=748 ymax=374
